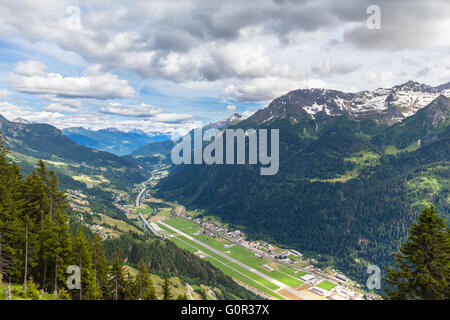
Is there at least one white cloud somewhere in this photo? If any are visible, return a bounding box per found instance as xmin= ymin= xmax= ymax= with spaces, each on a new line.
xmin=43 ymin=103 xmax=78 ymax=113
xmin=363 ymin=71 xmax=397 ymax=88
xmin=99 ymin=103 xmax=164 ymax=117
xmin=39 ymin=95 xmax=82 ymax=107
xmin=226 ymin=104 xmax=236 ymax=112
xmin=0 ymin=101 xmax=66 ymax=123
xmin=0 ymin=101 xmax=195 ymax=135
xmin=311 ymin=57 xmax=360 ymax=77
xmin=413 ymin=55 xmax=450 ymax=86
xmin=12 ymin=62 xmax=135 ymax=99
xmin=148 ymin=113 xmax=193 ymax=124
xmin=0 ymin=89 xmax=12 ymax=100
xmin=224 ymin=77 xmax=329 ymax=103
xmin=14 ymin=60 xmax=46 ymax=76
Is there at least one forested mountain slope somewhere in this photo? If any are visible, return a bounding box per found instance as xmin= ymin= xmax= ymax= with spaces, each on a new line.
xmin=156 ymin=92 xmax=450 ymax=283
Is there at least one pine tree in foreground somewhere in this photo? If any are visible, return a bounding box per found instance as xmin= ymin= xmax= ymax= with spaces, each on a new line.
xmin=162 ymin=277 xmax=173 ymax=300
xmin=135 ymin=261 xmax=156 ymax=300
xmin=383 ymin=205 xmax=450 ymax=300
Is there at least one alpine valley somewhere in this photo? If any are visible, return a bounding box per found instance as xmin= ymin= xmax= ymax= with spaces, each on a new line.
xmin=0 ymin=80 xmax=448 ymax=299
xmin=155 ymin=81 xmax=450 ymax=283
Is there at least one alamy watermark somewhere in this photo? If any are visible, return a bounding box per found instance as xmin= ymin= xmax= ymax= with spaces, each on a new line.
xmin=367 ymin=5 xmax=381 ymax=30
xmin=66 ymin=265 xmax=81 ymax=290
xmin=171 ymin=127 xmax=279 ymax=176
xmin=366 ymin=265 xmax=381 ymax=290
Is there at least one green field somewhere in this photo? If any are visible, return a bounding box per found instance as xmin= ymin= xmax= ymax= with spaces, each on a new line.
xmin=173 ymin=236 xmax=285 ymax=299
xmin=193 ymin=233 xmax=303 ymax=287
xmin=136 ymin=206 xmax=156 ymax=214
xmin=384 ymin=142 xmax=420 ymax=155
xmin=165 ymin=217 xmax=200 ymax=234
xmin=160 ymin=218 xmax=307 ymax=298
xmin=317 ymin=280 xmax=337 ymax=291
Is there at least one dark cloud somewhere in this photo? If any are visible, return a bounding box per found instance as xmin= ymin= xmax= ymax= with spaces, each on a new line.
xmin=343 ymin=0 xmax=450 ymax=50
xmin=1 ymin=0 xmax=449 ymax=87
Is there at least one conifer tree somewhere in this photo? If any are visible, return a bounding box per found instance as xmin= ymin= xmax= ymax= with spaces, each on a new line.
xmin=72 ymin=228 xmax=101 ymax=300
xmin=0 ymin=135 xmax=24 ymax=283
xmin=383 ymin=205 xmax=450 ymax=300
xmin=162 ymin=277 xmax=173 ymax=300
xmin=135 ymin=261 xmax=156 ymax=300
xmin=109 ymin=249 xmax=125 ymax=300
xmin=91 ymin=233 xmax=109 ymax=297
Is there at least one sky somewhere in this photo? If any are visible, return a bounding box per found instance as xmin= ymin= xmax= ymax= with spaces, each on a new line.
xmin=0 ymin=0 xmax=449 ymax=135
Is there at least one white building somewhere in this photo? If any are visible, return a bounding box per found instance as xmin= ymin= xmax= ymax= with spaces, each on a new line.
xmin=300 ymin=274 xmax=315 ymax=282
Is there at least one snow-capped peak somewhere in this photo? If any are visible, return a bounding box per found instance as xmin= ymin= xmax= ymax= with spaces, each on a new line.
xmin=13 ymin=117 xmax=30 ymax=124
xmin=250 ymin=81 xmax=450 ymax=125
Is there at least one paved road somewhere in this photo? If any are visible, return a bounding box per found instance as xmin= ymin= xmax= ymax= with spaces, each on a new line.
xmin=138 ymin=212 xmax=162 ymax=237
xmin=136 ymin=180 xmax=149 ymax=207
xmin=158 ymin=221 xmax=312 ymax=300
xmin=135 ymin=179 xmax=163 ymax=237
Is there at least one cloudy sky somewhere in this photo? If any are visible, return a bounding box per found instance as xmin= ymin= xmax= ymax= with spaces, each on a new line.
xmin=0 ymin=0 xmax=449 ymax=134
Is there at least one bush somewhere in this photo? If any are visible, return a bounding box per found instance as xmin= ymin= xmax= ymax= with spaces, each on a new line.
xmin=57 ymin=288 xmax=72 ymax=300
xmin=12 ymin=286 xmax=27 ymax=299
xmin=26 ymin=279 xmax=41 ymax=300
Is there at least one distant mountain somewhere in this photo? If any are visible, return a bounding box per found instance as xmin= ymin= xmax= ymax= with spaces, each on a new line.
xmin=203 ymin=113 xmax=251 ymax=131
xmin=0 ymin=115 xmax=148 ymax=219
xmin=156 ymin=85 xmax=450 ymax=284
xmin=63 ymin=127 xmax=169 ymax=156
xmin=133 ymin=113 xmax=248 ymax=155
xmin=12 ymin=117 xmax=30 ymax=124
xmin=251 ymin=80 xmax=450 ymax=125
xmin=129 ymin=113 xmax=250 ymax=172
xmin=0 ymin=113 xmax=8 ymax=123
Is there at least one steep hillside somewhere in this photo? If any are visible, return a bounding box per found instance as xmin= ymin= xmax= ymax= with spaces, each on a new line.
xmin=155 ymin=91 xmax=450 ymax=284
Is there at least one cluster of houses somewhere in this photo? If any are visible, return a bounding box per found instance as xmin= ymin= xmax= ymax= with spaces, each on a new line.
xmin=299 ymin=273 xmax=365 ymax=300
xmin=90 ymin=224 xmax=109 ymax=240
xmin=273 ymin=249 xmax=303 ymax=263
xmin=149 ymin=172 xmax=168 ymax=181
xmin=197 ymin=221 xmax=307 ymax=264
xmin=113 ymin=201 xmax=130 ymax=212
xmin=66 ymin=189 xmax=92 ymax=213
xmin=67 ymin=189 xmax=84 ymax=197
xmin=149 ymin=165 xmax=170 ymax=181
xmin=327 ymin=286 xmax=365 ymax=300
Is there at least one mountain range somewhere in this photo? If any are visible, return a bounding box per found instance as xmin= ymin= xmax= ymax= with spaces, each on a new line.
xmin=155 ymin=81 xmax=450 ymax=283
xmin=252 ymin=81 xmax=450 ymax=126
xmin=63 ymin=127 xmax=169 ymax=156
